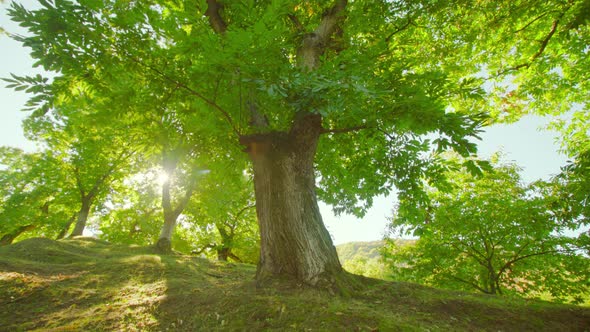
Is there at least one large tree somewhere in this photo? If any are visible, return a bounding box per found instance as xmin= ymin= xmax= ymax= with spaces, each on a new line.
xmin=6 ymin=0 xmax=588 ymax=287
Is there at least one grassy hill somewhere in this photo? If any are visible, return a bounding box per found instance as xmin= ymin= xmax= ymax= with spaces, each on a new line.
xmin=336 ymin=240 xmax=415 ymax=279
xmin=1 ymin=237 xmax=589 ymax=331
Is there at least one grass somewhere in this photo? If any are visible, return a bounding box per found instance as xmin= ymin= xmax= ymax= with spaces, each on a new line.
xmin=1 ymin=237 xmax=589 ymax=331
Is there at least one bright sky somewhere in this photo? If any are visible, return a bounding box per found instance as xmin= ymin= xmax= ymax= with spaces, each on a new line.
xmin=0 ymin=1 xmax=568 ymax=245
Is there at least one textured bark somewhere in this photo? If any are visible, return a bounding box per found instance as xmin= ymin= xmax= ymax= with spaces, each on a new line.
xmin=0 ymin=224 xmax=35 ymax=246
xmin=241 ymin=113 xmax=342 ymax=286
xmin=70 ymin=197 xmax=92 ymax=237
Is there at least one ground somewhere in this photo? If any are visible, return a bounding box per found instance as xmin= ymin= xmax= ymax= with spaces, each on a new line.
xmin=0 ymin=237 xmax=589 ymax=331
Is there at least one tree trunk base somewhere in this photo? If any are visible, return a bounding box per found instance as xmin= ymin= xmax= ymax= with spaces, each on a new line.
xmin=154 ymin=238 xmax=172 ymax=254
xmin=255 ymin=270 xmax=371 ymax=297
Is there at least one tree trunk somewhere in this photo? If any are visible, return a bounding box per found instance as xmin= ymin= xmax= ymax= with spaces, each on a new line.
xmin=56 ymin=215 xmax=76 ymax=240
xmin=70 ymin=197 xmax=92 ymax=237
xmin=155 ymin=212 xmax=177 ymax=253
xmin=155 ymin=171 xmax=182 ymax=253
xmin=217 ymin=247 xmax=230 ymax=261
xmin=0 ymin=224 xmax=35 ymax=246
xmin=241 ymin=113 xmax=343 ymax=287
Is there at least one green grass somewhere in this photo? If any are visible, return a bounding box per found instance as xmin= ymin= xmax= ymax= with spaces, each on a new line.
xmin=1 ymin=237 xmax=589 ymax=331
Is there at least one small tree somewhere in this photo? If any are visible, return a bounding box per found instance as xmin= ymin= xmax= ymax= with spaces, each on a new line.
xmin=386 ymin=158 xmax=590 ymax=303
xmin=185 ymin=167 xmax=259 ymax=264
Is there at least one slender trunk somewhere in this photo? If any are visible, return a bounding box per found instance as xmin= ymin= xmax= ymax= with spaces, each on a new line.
xmin=241 ymin=113 xmax=343 ymax=287
xmin=156 ymin=211 xmax=178 ymax=253
xmin=0 ymin=224 xmax=35 ymax=246
xmin=56 ymin=214 xmax=76 ymax=240
xmin=70 ymin=197 xmax=92 ymax=237
xmin=155 ymin=171 xmax=186 ymax=253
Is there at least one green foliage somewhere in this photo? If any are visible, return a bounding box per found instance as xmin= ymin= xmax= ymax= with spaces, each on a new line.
xmin=385 ymin=158 xmax=590 ymax=303
xmin=98 ymin=170 xmax=162 ymax=246
xmin=0 ymin=147 xmax=77 ymax=241
xmin=183 ymin=167 xmax=260 ymax=264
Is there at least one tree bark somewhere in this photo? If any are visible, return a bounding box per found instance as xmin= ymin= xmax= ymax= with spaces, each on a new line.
xmin=70 ymin=197 xmax=93 ymax=237
xmin=240 ymin=113 xmax=343 ymax=287
xmin=0 ymin=224 xmax=35 ymax=246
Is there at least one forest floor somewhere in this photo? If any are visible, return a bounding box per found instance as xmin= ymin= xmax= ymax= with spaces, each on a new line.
xmin=1 ymin=237 xmax=589 ymax=331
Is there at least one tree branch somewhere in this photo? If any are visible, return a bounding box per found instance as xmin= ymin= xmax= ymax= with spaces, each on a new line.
xmin=447 ymin=274 xmax=490 ymax=294
xmin=496 ymin=17 xmax=561 ymax=75
xmin=205 ymin=0 xmax=227 ymax=34
xmin=514 ymin=10 xmax=557 ymax=33
xmin=497 ymin=248 xmax=559 ymax=279
xmin=385 ymin=17 xmax=413 ymax=43
xmin=287 ymin=14 xmax=304 ymax=33
xmin=130 ymin=58 xmax=240 ymax=136
xmin=298 ymin=0 xmax=348 ymax=70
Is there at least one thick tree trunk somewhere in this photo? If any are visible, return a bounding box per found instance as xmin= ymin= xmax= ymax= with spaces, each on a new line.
xmin=241 ymin=113 xmax=343 ymax=287
xmin=217 ymin=247 xmax=230 ymax=261
xmin=0 ymin=224 xmax=35 ymax=246
xmin=70 ymin=197 xmax=92 ymax=237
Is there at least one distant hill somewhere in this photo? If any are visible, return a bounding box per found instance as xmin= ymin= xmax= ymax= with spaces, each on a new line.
xmin=336 ymin=239 xmax=416 ymax=279
xmin=336 ymin=239 xmax=416 ymax=262
xmin=1 ymin=237 xmax=589 ymax=331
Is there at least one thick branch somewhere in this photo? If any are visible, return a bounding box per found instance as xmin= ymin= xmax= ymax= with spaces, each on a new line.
xmin=298 ymin=0 xmax=348 ymax=70
xmin=316 ymin=0 xmax=348 ymax=40
xmin=205 ymin=0 xmax=227 ymax=34
xmin=173 ymin=182 xmax=197 ymax=218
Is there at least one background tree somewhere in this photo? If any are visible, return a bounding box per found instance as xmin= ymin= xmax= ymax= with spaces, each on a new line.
xmin=385 ymin=158 xmax=590 ymax=303
xmin=185 ymin=167 xmax=259 ymax=264
xmin=6 ymin=0 xmax=588 ymax=288
xmin=21 ymin=106 xmax=138 ymax=237
xmin=97 ymin=169 xmax=163 ymax=246
xmin=0 ymin=147 xmax=77 ymax=244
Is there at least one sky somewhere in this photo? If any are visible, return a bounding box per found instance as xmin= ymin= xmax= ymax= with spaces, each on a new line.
xmin=0 ymin=1 xmax=569 ymax=245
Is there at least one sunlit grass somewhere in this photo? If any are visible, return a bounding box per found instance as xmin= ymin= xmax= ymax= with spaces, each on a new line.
xmin=1 ymin=237 xmax=588 ymax=331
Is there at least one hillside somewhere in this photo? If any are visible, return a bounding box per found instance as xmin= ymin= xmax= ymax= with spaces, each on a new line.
xmin=1 ymin=238 xmax=589 ymax=331
xmin=336 ymin=240 xmax=415 ymax=262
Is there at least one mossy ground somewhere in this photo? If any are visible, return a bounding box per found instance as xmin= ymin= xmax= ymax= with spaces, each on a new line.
xmin=1 ymin=237 xmax=589 ymax=331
